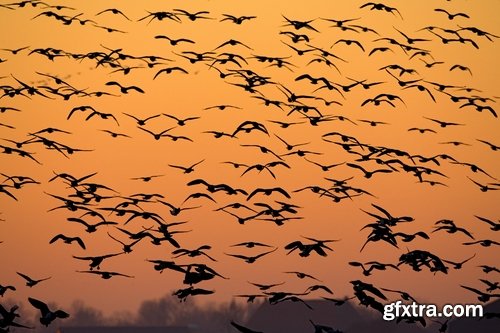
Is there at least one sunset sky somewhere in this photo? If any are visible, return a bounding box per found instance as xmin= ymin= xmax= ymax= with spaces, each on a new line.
xmin=0 ymin=0 xmax=498 ymax=328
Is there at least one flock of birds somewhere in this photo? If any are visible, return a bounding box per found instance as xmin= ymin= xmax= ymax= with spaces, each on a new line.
xmin=0 ymin=0 xmax=499 ymax=332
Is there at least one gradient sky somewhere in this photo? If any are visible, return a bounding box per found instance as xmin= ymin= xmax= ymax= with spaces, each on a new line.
xmin=0 ymin=0 xmax=499 ymax=323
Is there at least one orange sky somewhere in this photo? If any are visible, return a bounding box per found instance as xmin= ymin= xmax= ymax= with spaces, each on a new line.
xmin=0 ymin=0 xmax=499 ymax=321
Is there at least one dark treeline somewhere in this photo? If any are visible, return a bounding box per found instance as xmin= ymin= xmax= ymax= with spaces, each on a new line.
xmin=3 ymin=296 xmax=499 ymax=332
xmin=3 ymin=293 xmax=260 ymax=333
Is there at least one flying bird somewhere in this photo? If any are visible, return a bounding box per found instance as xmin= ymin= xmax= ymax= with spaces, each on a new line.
xmin=77 ymin=270 xmax=134 ymax=279
xmin=105 ymin=81 xmax=145 ymax=94
xmin=434 ymin=8 xmax=470 ymax=20
xmin=16 ymin=272 xmax=51 ymax=287
xmin=49 ymin=234 xmax=86 ymax=249
xmin=28 ymin=297 xmax=69 ymax=326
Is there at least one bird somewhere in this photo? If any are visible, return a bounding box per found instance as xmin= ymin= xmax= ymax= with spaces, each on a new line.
xmin=1 ymin=46 xmax=30 ymax=55
xmin=232 ymin=121 xmax=269 ymax=137
xmin=282 ymin=15 xmax=318 ymax=32
xmin=463 ymin=240 xmax=499 ymax=247
xmin=49 ymin=234 xmax=86 ymax=249
xmin=130 ymin=174 xmax=164 ymax=182
xmin=450 ymin=64 xmax=472 ymax=75
xmin=234 ymin=294 xmax=267 ymax=303
xmin=285 ymin=236 xmax=338 ymax=257
xmin=241 ymin=161 xmax=290 ymax=179
xmin=0 ymin=284 xmax=16 ymax=297
xmin=105 ymin=81 xmax=144 ymax=94
xmin=432 ymin=219 xmax=475 ymax=239
xmin=153 ymin=66 xmax=189 ymax=79
xmin=100 ymin=129 xmax=131 ymax=138
xmin=107 ymin=232 xmax=142 ymax=253
xmin=478 ymin=265 xmax=500 ymax=274
xmin=0 ymin=184 xmax=18 ymax=201
xmin=72 ymin=252 xmax=124 ymax=270
xmin=451 ymin=161 xmax=495 ymax=179
xmin=476 ymin=139 xmax=499 ymax=151
xmin=332 ymin=38 xmax=365 ymax=51
xmin=231 ymin=241 xmax=273 ymax=248
xmin=248 ymin=281 xmax=284 ymax=291
xmin=349 ymin=261 xmax=400 ymax=276
xmin=467 ymin=177 xmax=499 ymax=192
xmin=183 ymin=192 xmax=217 ymax=204
xmin=93 ymin=23 xmax=128 ymax=33
xmin=247 ymin=187 xmax=291 ymax=201
xmin=284 ymin=271 xmax=321 ymax=281
xmin=461 ymin=285 xmax=500 ymax=303
xmin=357 ymin=119 xmax=389 ymax=127
xmin=168 ymin=159 xmax=204 ymax=173
xmin=346 ymin=163 xmax=393 ymax=178
xmin=137 ymin=126 xmax=177 ymax=140
xmin=172 ymin=245 xmax=217 ymax=261
xmin=163 ymin=114 xmax=200 ymax=126
xmin=174 ymin=9 xmax=213 ymax=21
xmin=240 ymin=144 xmax=282 ymax=160
xmin=431 ymin=319 xmax=449 ymax=333
xmin=16 ymin=272 xmax=51 ymax=287
xmin=474 ymin=215 xmax=499 ymax=231
xmin=66 ymin=217 xmax=118 ymax=233
xmin=156 ymin=199 xmax=200 ymax=216
xmin=424 ymin=117 xmax=464 ymax=128
xmin=122 ymin=113 xmax=161 ymax=126
xmin=77 ymin=270 xmax=134 ymax=279
xmin=479 ymin=279 xmax=499 ymax=292
xmin=360 ymin=2 xmax=403 ymax=19
xmin=434 ymin=8 xmax=470 ymax=20
xmin=443 ymin=254 xmax=476 ymax=270
xmin=220 ymin=14 xmax=256 ymax=25
xmin=172 ymin=287 xmax=215 ymax=302
xmin=95 ymin=8 xmax=130 ymax=20
xmin=230 ymin=321 xmax=263 ymax=333
xmin=204 ymin=104 xmax=242 ymax=111
xmin=225 ymin=248 xmax=277 ymax=264
xmin=305 ymin=158 xmax=344 ymax=172
xmin=28 ymin=297 xmax=69 ymax=326
xmin=305 ymin=284 xmax=333 ymax=294
xmin=154 ymin=34 xmax=195 ymax=46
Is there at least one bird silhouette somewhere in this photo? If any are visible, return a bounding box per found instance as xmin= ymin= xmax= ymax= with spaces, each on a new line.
xmin=172 ymin=245 xmax=217 ymax=261
xmin=49 ymin=234 xmax=86 ymax=249
xmin=230 ymin=321 xmax=263 ymax=333
xmin=67 ymin=217 xmax=118 ymax=233
xmin=28 ymin=297 xmax=69 ymax=326
xmin=77 ymin=270 xmax=134 ymax=279
xmin=96 ymin=8 xmax=130 ymax=20
xmin=105 ymin=81 xmax=144 ymax=94
xmin=284 ymin=271 xmax=321 ymax=281
xmin=225 ymin=248 xmax=277 ymax=264
xmin=137 ymin=126 xmax=177 ymax=140
xmin=16 ymin=272 xmax=51 ymax=287
xmin=463 ymin=239 xmax=499 ymax=247
xmin=220 ymin=14 xmax=256 ymax=25
xmin=432 ymin=219 xmax=475 ymax=239
xmin=434 ymin=8 xmax=470 ymax=20
xmin=231 ymin=241 xmax=272 ymax=248
xmin=73 ymin=252 xmax=124 ymax=270
xmin=479 ymin=279 xmax=499 ymax=292
xmin=461 ymin=285 xmax=500 ymax=303
xmin=349 ymin=261 xmax=400 ymax=276
xmin=247 ymin=187 xmax=291 ymax=201
xmin=122 ymin=112 xmax=160 ymax=126
xmin=474 ymin=215 xmax=499 ymax=231
xmin=443 ymin=254 xmax=476 ymax=270
xmin=0 ymin=284 xmax=16 ymax=297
